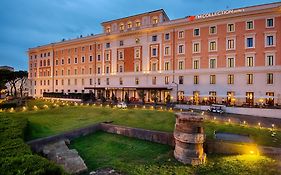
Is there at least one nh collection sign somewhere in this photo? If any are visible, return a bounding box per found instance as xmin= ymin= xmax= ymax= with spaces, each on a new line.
xmin=196 ymin=8 xmax=245 ymax=19
xmin=187 ymin=8 xmax=245 ymax=21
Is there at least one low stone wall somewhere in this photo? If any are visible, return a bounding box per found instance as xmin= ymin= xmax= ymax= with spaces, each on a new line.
xmin=100 ymin=123 xmax=174 ymax=146
xmin=27 ymin=123 xmax=101 ymax=153
xmin=43 ymin=97 xmax=82 ymax=102
xmin=175 ymin=104 xmax=281 ymax=119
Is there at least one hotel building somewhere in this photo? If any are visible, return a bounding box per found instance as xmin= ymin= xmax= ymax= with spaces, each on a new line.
xmin=28 ymin=2 xmax=281 ymax=106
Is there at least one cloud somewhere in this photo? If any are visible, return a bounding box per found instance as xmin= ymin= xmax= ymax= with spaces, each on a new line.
xmin=0 ymin=0 xmax=279 ymax=70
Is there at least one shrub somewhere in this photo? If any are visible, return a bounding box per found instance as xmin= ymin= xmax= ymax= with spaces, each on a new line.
xmin=0 ymin=116 xmax=66 ymax=175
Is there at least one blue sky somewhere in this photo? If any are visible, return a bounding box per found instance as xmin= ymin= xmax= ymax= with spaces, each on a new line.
xmin=0 ymin=0 xmax=279 ymax=70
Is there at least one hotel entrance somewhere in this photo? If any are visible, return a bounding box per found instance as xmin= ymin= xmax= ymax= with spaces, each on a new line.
xmin=246 ymin=92 xmax=254 ymax=106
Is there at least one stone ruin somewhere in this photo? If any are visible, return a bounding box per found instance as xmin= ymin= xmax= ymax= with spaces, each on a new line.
xmin=174 ymin=112 xmax=206 ymax=165
xmin=42 ymin=140 xmax=88 ymax=174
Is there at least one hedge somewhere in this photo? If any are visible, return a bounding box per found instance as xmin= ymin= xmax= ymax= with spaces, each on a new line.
xmin=0 ymin=116 xmax=67 ymax=175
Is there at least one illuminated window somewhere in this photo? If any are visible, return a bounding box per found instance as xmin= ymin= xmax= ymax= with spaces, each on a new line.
xmin=267 ymin=73 xmax=273 ymax=84
xmin=246 ymin=56 xmax=254 ymax=67
xmin=227 ymin=57 xmax=235 ymax=68
xmin=135 ymin=21 xmax=141 ymax=27
xmin=127 ymin=22 xmax=132 ymax=29
xmin=209 ymin=58 xmax=216 ymax=69
xmin=193 ymin=42 xmax=200 ymax=53
xmin=165 ymin=76 xmax=169 ymax=84
xmin=246 ymin=74 xmax=253 ymax=84
xmin=164 ymin=62 xmax=170 ymax=71
xmin=194 ymin=75 xmax=199 ymax=84
xmin=119 ymin=24 xmax=124 ymax=31
xmin=227 ymin=74 xmax=234 ymax=84
xmin=193 ymin=59 xmax=199 ymax=69
xmin=210 ymin=75 xmax=216 ymax=84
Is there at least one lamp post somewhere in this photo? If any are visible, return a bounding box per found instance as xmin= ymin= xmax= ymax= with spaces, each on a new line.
xmin=172 ymin=81 xmax=179 ymax=103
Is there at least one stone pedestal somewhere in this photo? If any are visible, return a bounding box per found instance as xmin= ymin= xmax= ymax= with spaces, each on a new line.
xmin=174 ymin=112 xmax=206 ymax=165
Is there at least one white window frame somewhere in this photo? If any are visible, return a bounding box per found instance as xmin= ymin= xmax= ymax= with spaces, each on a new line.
xmin=227 ymin=23 xmax=235 ymax=32
xmin=209 ymin=25 xmax=217 ymax=35
xmin=208 ymin=39 xmax=218 ymax=52
xmin=245 ymin=34 xmax=255 ymax=49
xmin=134 ymin=47 xmax=141 ymax=59
xmin=245 ymin=53 xmax=255 ymax=67
xmin=193 ymin=28 xmax=200 ymax=37
xmin=151 ymin=46 xmax=158 ymax=57
xmin=209 ymin=57 xmax=217 ymax=69
xmin=164 ymin=45 xmax=170 ymax=56
xmin=266 ymin=17 xmax=275 ymax=28
xmin=178 ymin=30 xmax=184 ymax=39
xmin=226 ymin=55 xmax=236 ymax=68
xmin=192 ymin=41 xmax=201 ymax=53
xmin=178 ymin=60 xmax=184 ymax=70
xmin=226 ymin=37 xmax=236 ymax=50
xmin=178 ymin=44 xmax=185 ymax=54
xmin=265 ymin=52 xmax=275 ymax=66
xmin=264 ymin=32 xmax=276 ymax=47
xmin=164 ymin=33 xmax=170 ymax=41
xmin=192 ymin=58 xmax=200 ymax=69
xmin=245 ymin=20 xmax=254 ymax=30
xmin=164 ymin=61 xmax=170 ymax=71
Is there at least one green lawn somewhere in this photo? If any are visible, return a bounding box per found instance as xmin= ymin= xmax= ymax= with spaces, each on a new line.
xmin=1 ymin=99 xmax=280 ymax=147
xmin=70 ymin=131 xmax=281 ymax=175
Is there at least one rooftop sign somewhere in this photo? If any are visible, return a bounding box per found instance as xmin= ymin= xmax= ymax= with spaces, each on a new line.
xmin=195 ymin=8 xmax=245 ymax=19
xmin=187 ymin=8 xmax=245 ymax=21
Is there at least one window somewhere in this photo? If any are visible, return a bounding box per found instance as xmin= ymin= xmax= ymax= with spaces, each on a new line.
xmin=246 ymin=21 xmax=254 ymax=30
xmin=164 ymin=62 xmax=170 ymax=71
xmin=165 ymin=33 xmax=170 ymax=40
xmin=152 ymin=17 xmax=158 ymax=24
xmin=119 ymin=65 xmax=123 ymax=73
xmin=135 ymin=48 xmax=140 ymax=59
xmin=81 ymin=68 xmax=85 ymax=75
xmin=164 ymin=46 xmax=170 ymax=55
xmin=74 ymin=57 xmax=78 ymax=64
xmin=81 ymin=56 xmax=85 ymax=63
xmin=106 ymin=78 xmax=110 ymax=85
xmin=246 ymin=56 xmax=254 ymax=67
xmin=152 ymin=48 xmax=157 ymax=57
xmin=135 ymin=63 xmax=140 ymax=72
xmin=151 ymin=62 xmax=157 ymax=71
xmin=127 ymin=22 xmax=132 ymax=29
xmin=89 ymin=68 xmax=92 ymax=74
xmin=67 ymin=69 xmax=70 ymax=75
xmin=97 ymin=54 xmax=101 ymax=61
xmin=97 ymin=78 xmax=101 ymax=85
xmin=81 ymin=79 xmax=84 ymax=86
xmin=135 ymin=38 xmax=140 ymax=44
xmin=74 ymin=79 xmax=77 ymax=85
xmin=227 ymin=74 xmax=234 ymax=84
xmin=194 ymin=28 xmax=200 ymax=36
xmin=106 ymin=66 xmax=110 ymax=74
xmin=119 ymin=24 xmax=124 ymax=31
xmin=165 ymin=76 xmax=169 ymax=84
xmin=194 ymin=75 xmax=199 ymax=84
xmin=247 ymin=74 xmax=253 ymax=84
xmin=105 ymin=53 xmax=110 ymax=61
xmin=209 ymin=59 xmax=216 ymax=69
xmin=61 ymin=70 xmax=64 ymax=76
xmin=266 ymin=35 xmax=274 ymax=46
xmin=89 ymin=79 xmax=92 ymax=85
xmin=178 ymin=61 xmax=184 ymax=70
xmin=266 ymin=55 xmax=274 ymax=66
xmin=55 ymin=80 xmax=58 ymax=86
xmin=193 ymin=59 xmax=199 ymax=69
xmin=118 ymin=51 xmax=124 ymax=60
xmin=119 ymin=40 xmax=124 ymax=46
xmin=227 ymin=39 xmax=235 ymax=50
xmin=152 ymin=35 xmax=157 ymax=42
xmin=135 ymin=78 xmax=139 ymax=85
xmin=209 ymin=26 xmax=216 ymax=34
xmin=227 ymin=23 xmax=235 ymax=32
xmin=179 ymin=76 xmax=184 ymax=84
xmin=106 ymin=42 xmax=110 ymax=48
xmin=209 ymin=41 xmax=217 ymax=51
xmin=246 ymin=37 xmax=254 ymax=48
xmin=97 ymin=67 xmax=101 ymax=74
xmin=106 ymin=27 xmax=110 ymax=33
xmin=74 ymin=69 xmax=77 ymax=75
xmin=135 ymin=21 xmax=141 ymax=27
xmin=178 ymin=44 xmax=184 ymax=54
xmin=89 ymin=55 xmax=93 ymax=62
xmin=68 ymin=58 xmax=71 ymax=64
xmin=210 ymin=75 xmax=216 ymax=84
xmin=152 ymin=77 xmax=157 ymax=85
xmin=266 ymin=18 xmax=274 ymax=28
xmin=227 ymin=57 xmax=235 ymax=68
xmin=193 ymin=42 xmax=200 ymax=53
xmin=119 ymin=78 xmax=123 ymax=85
xmin=178 ymin=31 xmax=184 ymax=38
xmin=267 ymin=73 xmax=273 ymax=84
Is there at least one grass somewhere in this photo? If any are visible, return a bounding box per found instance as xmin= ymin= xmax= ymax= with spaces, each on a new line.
xmin=1 ymin=99 xmax=280 ymax=147
xmin=70 ymin=131 xmax=281 ymax=175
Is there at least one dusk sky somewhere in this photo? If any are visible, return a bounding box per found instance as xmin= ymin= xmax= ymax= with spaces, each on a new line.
xmin=0 ymin=0 xmax=279 ymax=71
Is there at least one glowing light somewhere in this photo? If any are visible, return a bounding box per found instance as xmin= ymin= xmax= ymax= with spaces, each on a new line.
xmin=9 ymin=107 xmax=15 ymax=113
xmin=258 ymin=122 xmax=261 ymax=127
xmin=100 ymin=104 xmax=103 ymax=107
xmin=33 ymin=106 xmax=38 ymax=110
xmin=228 ymin=118 xmax=231 ymax=123
xmin=214 ymin=117 xmax=216 ymax=120
xmin=22 ymin=106 xmax=27 ymax=112
xmin=135 ymin=105 xmax=137 ymax=108
xmin=180 ymin=108 xmax=183 ymax=112
xmin=43 ymin=104 xmax=49 ymax=109
xmin=143 ymin=106 xmax=146 ymax=109
xmin=243 ymin=121 xmax=246 ymax=125
xmin=272 ymin=124 xmax=275 ymax=128
xmin=169 ymin=107 xmax=173 ymax=111
xmin=201 ymin=111 xmax=204 ymax=115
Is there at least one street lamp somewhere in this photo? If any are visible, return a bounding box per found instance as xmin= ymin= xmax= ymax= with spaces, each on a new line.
xmin=172 ymin=81 xmax=178 ymax=103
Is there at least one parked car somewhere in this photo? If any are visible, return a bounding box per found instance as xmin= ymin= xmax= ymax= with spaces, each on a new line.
xmin=117 ymin=102 xmax=127 ymax=109
xmin=207 ymin=104 xmax=225 ymax=114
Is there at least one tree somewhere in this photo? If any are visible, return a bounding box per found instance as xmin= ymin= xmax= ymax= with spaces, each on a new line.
xmin=17 ymin=71 xmax=28 ymax=98
xmin=137 ymin=90 xmax=146 ymax=105
xmin=125 ymin=92 xmax=129 ymax=104
xmin=151 ymin=90 xmax=159 ymax=106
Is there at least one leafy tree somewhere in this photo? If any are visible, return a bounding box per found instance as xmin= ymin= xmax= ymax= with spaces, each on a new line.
xmin=137 ymin=90 xmax=146 ymax=105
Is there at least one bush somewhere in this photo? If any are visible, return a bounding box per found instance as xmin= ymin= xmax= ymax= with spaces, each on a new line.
xmin=0 ymin=116 xmax=66 ymax=175
xmin=0 ymin=102 xmax=18 ymax=109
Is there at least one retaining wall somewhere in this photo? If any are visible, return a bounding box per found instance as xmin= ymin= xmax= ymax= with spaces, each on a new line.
xmin=175 ymin=104 xmax=281 ymax=119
